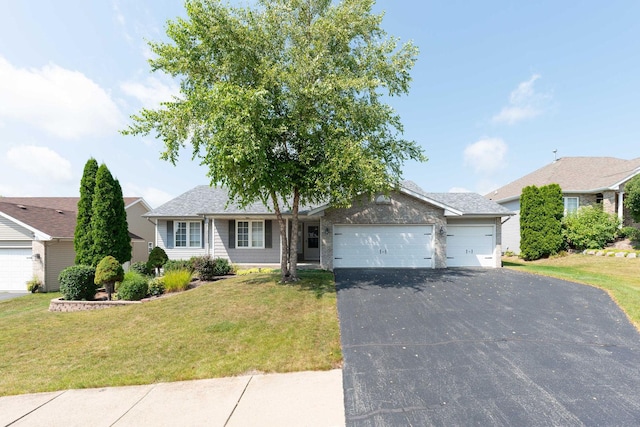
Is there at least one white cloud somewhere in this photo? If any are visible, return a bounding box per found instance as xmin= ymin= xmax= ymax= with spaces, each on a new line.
xmin=6 ymin=145 xmax=73 ymax=182
xmin=0 ymin=57 xmax=124 ymax=139
xmin=122 ymin=183 xmax=173 ymax=208
xmin=120 ymin=76 xmax=180 ymax=109
xmin=464 ymin=138 xmax=508 ymax=175
xmin=492 ymin=74 xmax=549 ymax=125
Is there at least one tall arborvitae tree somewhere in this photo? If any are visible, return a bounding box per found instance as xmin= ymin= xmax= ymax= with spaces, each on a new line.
xmin=74 ymin=158 xmax=99 ymax=264
xmin=520 ymin=184 xmax=564 ymax=260
xmin=112 ymin=178 xmax=132 ymax=263
xmin=91 ymin=164 xmax=131 ymax=265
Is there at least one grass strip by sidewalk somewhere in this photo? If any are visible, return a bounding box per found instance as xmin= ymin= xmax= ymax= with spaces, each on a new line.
xmin=0 ymin=270 xmax=341 ymax=396
xmin=504 ymin=254 xmax=640 ymax=329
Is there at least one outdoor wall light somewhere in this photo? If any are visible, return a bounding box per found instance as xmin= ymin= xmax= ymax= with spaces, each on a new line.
xmin=324 ymin=227 xmax=330 ymax=235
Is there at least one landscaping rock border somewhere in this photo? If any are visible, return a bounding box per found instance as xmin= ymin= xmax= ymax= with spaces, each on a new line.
xmin=583 ymin=249 xmax=638 ymax=258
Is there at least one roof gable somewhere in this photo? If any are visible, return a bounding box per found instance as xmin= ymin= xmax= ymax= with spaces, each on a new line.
xmin=0 ymin=202 xmax=77 ymax=239
xmin=0 ymin=196 xmax=149 ymax=239
xmin=487 ymin=156 xmax=640 ymax=202
xmin=0 ymin=197 xmax=145 ymax=212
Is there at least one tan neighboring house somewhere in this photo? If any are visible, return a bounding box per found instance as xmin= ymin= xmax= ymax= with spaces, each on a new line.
xmin=0 ymin=197 xmax=153 ymax=293
xmin=486 ymin=156 xmax=640 ymax=254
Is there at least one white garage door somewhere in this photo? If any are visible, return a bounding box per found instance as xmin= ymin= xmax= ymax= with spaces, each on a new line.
xmin=0 ymin=248 xmax=32 ymax=292
xmin=446 ymin=225 xmax=495 ymax=267
xmin=333 ymin=225 xmax=434 ymax=268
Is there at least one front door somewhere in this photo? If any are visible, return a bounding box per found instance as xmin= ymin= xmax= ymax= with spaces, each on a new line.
xmin=304 ymin=223 xmax=320 ymax=261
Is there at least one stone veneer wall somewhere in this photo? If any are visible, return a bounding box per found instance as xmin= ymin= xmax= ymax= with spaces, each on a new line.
xmin=49 ymin=298 xmax=140 ymax=312
xmin=319 ymin=191 xmax=447 ymax=270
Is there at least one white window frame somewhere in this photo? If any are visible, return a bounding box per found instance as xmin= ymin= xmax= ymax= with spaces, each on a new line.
xmin=174 ymin=221 xmax=201 ymax=248
xmin=563 ymin=197 xmax=579 ymax=215
xmin=236 ymin=220 xmax=265 ymax=249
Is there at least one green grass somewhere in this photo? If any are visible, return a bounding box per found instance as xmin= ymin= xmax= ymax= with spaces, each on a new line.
xmin=504 ymin=254 xmax=640 ymax=329
xmin=0 ymin=270 xmax=341 ymax=396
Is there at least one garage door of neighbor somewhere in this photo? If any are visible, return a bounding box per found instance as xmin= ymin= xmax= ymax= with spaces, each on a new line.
xmin=333 ymin=225 xmax=434 ymax=268
xmin=446 ymin=225 xmax=495 ymax=267
xmin=0 ymin=248 xmax=32 ymax=292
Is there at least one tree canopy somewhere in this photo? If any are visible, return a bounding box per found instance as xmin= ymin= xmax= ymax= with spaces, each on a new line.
xmin=124 ymin=0 xmax=426 ymax=280
xmin=624 ymin=174 xmax=640 ymax=223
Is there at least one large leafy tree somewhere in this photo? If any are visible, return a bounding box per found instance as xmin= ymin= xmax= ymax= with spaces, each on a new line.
xmin=124 ymin=0 xmax=426 ymax=281
xmin=91 ymin=164 xmax=131 ymax=265
xmin=74 ymin=158 xmax=98 ymax=264
xmin=624 ymin=174 xmax=640 ymax=223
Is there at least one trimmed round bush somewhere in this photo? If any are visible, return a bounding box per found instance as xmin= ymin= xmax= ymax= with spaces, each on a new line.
xmin=59 ymin=265 xmax=97 ymax=301
xmin=117 ymin=271 xmax=149 ymax=301
xmin=95 ymin=256 xmax=124 ymax=300
xmin=130 ymin=261 xmax=150 ymax=276
xmin=147 ymin=246 xmax=168 ymax=272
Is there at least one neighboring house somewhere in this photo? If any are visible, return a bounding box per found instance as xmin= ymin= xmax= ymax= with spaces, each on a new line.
xmin=0 ymin=197 xmax=153 ymax=293
xmin=486 ymin=156 xmax=640 ymax=254
xmin=144 ymin=182 xmax=513 ymax=270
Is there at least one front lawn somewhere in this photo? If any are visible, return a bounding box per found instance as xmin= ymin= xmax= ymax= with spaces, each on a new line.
xmin=0 ymin=270 xmax=341 ymax=396
xmin=504 ymin=254 xmax=640 ymax=329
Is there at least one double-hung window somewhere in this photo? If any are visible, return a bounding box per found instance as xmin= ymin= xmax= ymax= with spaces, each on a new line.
xmin=175 ymin=221 xmax=201 ymax=248
xmin=563 ymin=197 xmax=579 ymax=215
xmin=236 ymin=220 xmax=264 ymax=248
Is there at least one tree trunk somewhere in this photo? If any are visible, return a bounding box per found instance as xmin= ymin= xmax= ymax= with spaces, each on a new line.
xmin=271 ymin=192 xmax=290 ymax=282
xmin=289 ymin=188 xmax=300 ymax=281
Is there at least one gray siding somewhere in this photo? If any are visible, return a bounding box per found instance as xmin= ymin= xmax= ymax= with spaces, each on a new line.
xmin=0 ymin=217 xmax=32 ymax=241
xmin=499 ymin=200 xmax=521 ymax=254
xmin=320 ymin=191 xmax=447 ymax=270
xmin=126 ymin=202 xmax=154 ymax=262
xmin=40 ymin=240 xmax=75 ymax=292
xmin=213 ymin=218 xmax=280 ymax=264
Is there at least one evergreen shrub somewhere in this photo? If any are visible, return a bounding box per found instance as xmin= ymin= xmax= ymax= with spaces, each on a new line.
xmin=117 ymin=271 xmax=149 ymax=301
xmin=147 ymin=246 xmax=169 ymax=273
xmin=130 ymin=261 xmax=151 ymax=276
xmin=59 ymin=265 xmax=97 ymax=301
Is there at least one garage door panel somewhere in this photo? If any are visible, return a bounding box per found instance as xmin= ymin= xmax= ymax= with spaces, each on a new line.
xmin=446 ymin=226 xmax=495 ymax=268
xmin=334 ymin=225 xmax=433 ymax=268
xmin=0 ymin=248 xmax=32 ymax=292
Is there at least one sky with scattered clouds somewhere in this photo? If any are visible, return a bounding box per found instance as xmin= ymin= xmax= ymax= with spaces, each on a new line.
xmin=0 ymin=1 xmax=638 ymax=207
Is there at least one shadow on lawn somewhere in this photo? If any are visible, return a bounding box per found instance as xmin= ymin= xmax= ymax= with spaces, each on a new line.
xmin=237 ymin=269 xmax=336 ymax=298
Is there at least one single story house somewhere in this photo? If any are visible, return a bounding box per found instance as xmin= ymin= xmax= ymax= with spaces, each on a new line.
xmin=486 ymin=156 xmax=640 ymax=254
xmin=144 ymin=181 xmax=514 ymax=270
xmin=0 ymin=197 xmax=153 ymax=292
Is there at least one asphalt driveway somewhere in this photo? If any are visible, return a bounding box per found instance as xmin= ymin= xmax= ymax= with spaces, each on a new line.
xmin=336 ymin=268 xmax=640 ymax=426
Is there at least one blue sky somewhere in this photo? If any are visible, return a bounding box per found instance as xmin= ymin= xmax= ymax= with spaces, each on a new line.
xmin=0 ymin=1 xmax=638 ymax=207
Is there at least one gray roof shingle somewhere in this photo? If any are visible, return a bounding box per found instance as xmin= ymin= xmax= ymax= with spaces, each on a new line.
xmin=486 ymin=156 xmax=640 ymax=202
xmin=144 ymin=186 xmax=321 ymax=217
xmin=147 ymin=183 xmax=513 ymax=218
xmin=402 ymin=181 xmax=513 ymax=215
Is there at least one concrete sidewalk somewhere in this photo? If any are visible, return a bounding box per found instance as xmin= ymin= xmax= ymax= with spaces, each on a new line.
xmin=0 ymin=370 xmax=345 ymax=427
